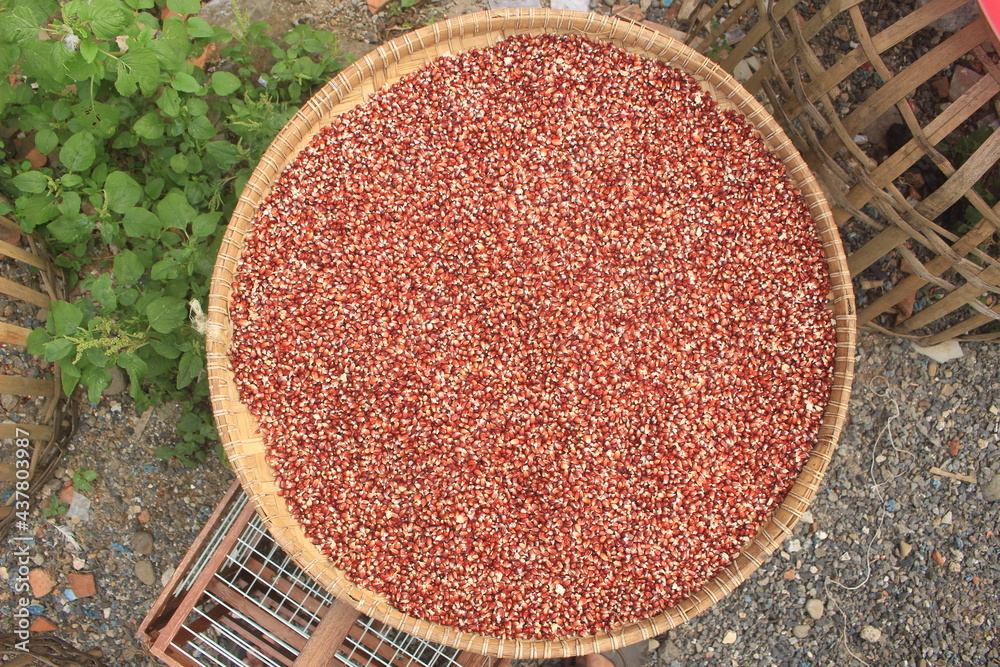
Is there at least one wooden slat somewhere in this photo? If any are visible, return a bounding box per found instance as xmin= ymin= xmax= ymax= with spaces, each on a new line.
xmin=917 ymin=128 xmax=1000 ymax=219
xmin=139 ymin=481 xmax=243 ymax=645
xmin=835 ymin=73 xmax=1000 ymax=224
xmin=207 ymin=578 xmax=309 ymax=651
xmin=343 ymin=621 xmax=409 ymax=666
xmin=819 ymin=19 xmax=991 ymax=156
xmin=456 ymin=651 xmax=490 ymax=667
xmin=151 ymin=499 xmax=257 ymax=654
xmin=241 ymin=555 xmax=327 ymax=617
xmin=0 ymin=276 xmax=50 ymax=309
xmin=292 ymin=599 xmax=362 ymax=666
xmin=901 ymin=264 xmax=1000 ymax=332
xmin=0 ymin=239 xmax=48 ymax=271
xmin=856 ymin=215 xmax=1000 ymax=325
xmin=0 ymin=374 xmax=55 ymax=398
xmin=217 ymin=613 xmax=297 ymax=666
xmin=0 ymin=215 xmax=22 ymax=236
xmin=922 ymin=306 xmax=1000 ymax=345
xmin=744 ymin=0 xmax=864 ymax=93
xmin=778 ymin=0 xmax=974 ymax=117
xmin=0 ymin=423 xmax=52 ymax=439
xmin=0 ymin=321 xmax=32 ymax=346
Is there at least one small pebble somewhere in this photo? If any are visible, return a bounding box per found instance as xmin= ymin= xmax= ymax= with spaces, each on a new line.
xmin=721 ymin=630 xmax=737 ymax=644
xmin=860 ymin=625 xmax=882 ymax=643
xmin=898 ymin=541 xmax=913 ymax=559
xmin=982 ymin=474 xmax=1000 ymax=502
xmin=806 ymin=599 xmax=824 ymax=620
xmin=135 ymin=560 xmax=156 ymax=586
xmin=132 ymin=531 xmax=154 ymax=556
xmin=792 ymin=624 xmax=811 ymax=639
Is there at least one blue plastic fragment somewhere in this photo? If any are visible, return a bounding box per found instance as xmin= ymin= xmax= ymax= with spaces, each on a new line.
xmin=885 ymin=499 xmax=898 ymax=512
xmin=64 ymin=589 xmax=77 ymax=601
xmin=662 ymin=0 xmax=673 ymax=6
xmin=931 ymin=478 xmax=941 ymax=489
xmin=28 ymin=604 xmax=44 ymax=615
xmin=110 ymin=542 xmax=132 ymax=555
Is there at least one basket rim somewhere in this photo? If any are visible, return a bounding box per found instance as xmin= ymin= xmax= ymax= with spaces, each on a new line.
xmin=206 ymin=8 xmax=856 ymax=658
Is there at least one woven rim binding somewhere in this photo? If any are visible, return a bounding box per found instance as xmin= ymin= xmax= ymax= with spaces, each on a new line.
xmin=207 ymin=9 xmax=857 ymax=659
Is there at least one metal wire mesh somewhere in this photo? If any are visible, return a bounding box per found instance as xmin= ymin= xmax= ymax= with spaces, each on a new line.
xmin=164 ymin=496 xmax=463 ymax=667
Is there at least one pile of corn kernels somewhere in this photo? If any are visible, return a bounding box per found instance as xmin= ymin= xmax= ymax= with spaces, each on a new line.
xmin=231 ymin=33 xmax=837 ymax=639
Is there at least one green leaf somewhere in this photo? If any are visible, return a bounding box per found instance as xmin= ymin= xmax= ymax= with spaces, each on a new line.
xmin=154 ymin=445 xmax=176 ymax=461
xmin=0 ymin=6 xmax=43 ymax=44
xmin=26 ymin=328 xmax=51 ymax=356
xmin=81 ymin=365 xmax=112 ymax=404
xmin=117 ymin=351 xmax=148 ymax=401
xmin=145 ymin=296 xmax=187 ymax=334
xmin=151 ymin=340 xmax=182 ymax=359
xmin=49 ymin=301 xmax=84 ymax=336
xmin=150 ymin=256 xmax=180 ymax=280
xmin=144 ymin=177 xmax=165 ymax=200
xmin=170 ymin=152 xmax=189 ymax=173
xmin=177 ymin=351 xmax=203 ymax=389
xmin=60 ymin=174 xmax=84 ymax=188
xmin=186 ymin=115 xmax=216 ymax=141
xmin=35 ymin=128 xmax=58 ymax=154
xmin=80 ymin=38 xmax=99 ymax=63
xmin=186 ymin=97 xmax=209 ymax=117
xmin=122 ymin=207 xmax=161 ymax=237
xmin=191 ymin=211 xmax=221 ymax=238
xmin=60 ymin=360 xmax=82 ymax=398
xmin=104 ymin=171 xmax=143 ymax=213
xmin=15 ymin=193 xmax=59 ymax=232
xmin=119 ymin=47 xmax=160 ymax=97
xmin=43 ymin=338 xmax=75 ymax=362
xmin=171 ymin=72 xmax=203 ymax=94
xmin=156 ymin=190 xmax=195 ymax=228
xmin=90 ymin=272 xmax=117 ymax=310
xmin=60 ymin=132 xmax=97 ymax=172
xmin=12 ymin=171 xmax=49 ymax=194
xmin=58 ymin=191 xmax=81 ymax=216
xmin=157 ymin=87 xmax=182 ymax=117
xmin=204 ymin=141 xmax=241 ymax=170
xmin=85 ymin=0 xmax=132 ymax=39
xmin=186 ymin=16 xmax=215 ymax=38
xmin=211 ymin=71 xmax=241 ymax=96
xmin=133 ymin=112 xmax=165 ymax=140
xmin=113 ymin=249 xmax=146 ymax=284
xmin=47 ymin=212 xmax=95 ymax=243
xmin=167 ymin=0 xmax=201 ymax=14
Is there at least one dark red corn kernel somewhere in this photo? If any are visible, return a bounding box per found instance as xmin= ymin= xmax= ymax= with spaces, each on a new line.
xmin=230 ymin=33 xmax=837 ymax=640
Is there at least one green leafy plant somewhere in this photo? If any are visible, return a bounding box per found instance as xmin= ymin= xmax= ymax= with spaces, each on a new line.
xmin=0 ymin=0 xmax=344 ymax=465
xmin=385 ymin=0 xmax=418 ymax=19
xmin=704 ymin=19 xmax=731 ymax=62
xmin=42 ymin=494 xmax=69 ymax=518
xmin=72 ymin=467 xmax=98 ymax=492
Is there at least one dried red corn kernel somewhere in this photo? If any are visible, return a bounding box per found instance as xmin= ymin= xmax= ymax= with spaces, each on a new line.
xmin=230 ymin=33 xmax=836 ymax=640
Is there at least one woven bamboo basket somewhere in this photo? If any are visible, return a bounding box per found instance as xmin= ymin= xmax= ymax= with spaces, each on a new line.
xmin=685 ymin=0 xmax=1000 ymax=344
xmin=207 ymin=8 xmax=856 ymax=658
xmin=0 ymin=202 xmax=76 ymax=541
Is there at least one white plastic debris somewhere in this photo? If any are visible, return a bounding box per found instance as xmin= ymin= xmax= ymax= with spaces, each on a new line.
xmin=911 ymin=340 xmax=964 ymax=363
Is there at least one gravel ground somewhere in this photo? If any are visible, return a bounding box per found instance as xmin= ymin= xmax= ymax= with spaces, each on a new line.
xmin=3 ymin=0 xmax=998 ymax=665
